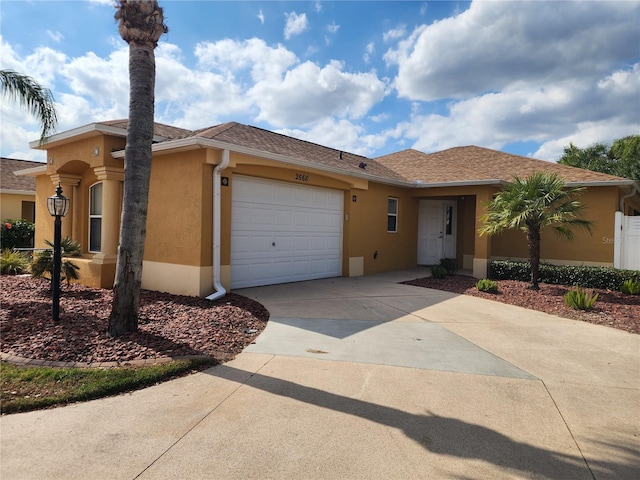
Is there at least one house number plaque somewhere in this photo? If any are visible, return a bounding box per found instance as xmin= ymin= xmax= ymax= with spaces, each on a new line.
xmin=295 ymin=173 xmax=309 ymax=183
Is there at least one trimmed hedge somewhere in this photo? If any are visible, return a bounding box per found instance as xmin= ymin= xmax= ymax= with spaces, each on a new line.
xmin=488 ymin=260 xmax=640 ymax=290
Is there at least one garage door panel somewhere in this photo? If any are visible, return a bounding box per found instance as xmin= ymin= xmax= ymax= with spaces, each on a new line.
xmin=275 ymin=209 xmax=293 ymax=226
xmin=231 ymin=176 xmax=343 ymax=289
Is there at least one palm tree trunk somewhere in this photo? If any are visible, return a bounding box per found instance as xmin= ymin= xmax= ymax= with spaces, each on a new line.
xmin=527 ymin=227 xmax=541 ymax=290
xmin=108 ymin=43 xmax=156 ymax=337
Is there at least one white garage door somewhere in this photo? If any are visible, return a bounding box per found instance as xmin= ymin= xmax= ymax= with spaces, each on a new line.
xmin=231 ymin=176 xmax=344 ymax=289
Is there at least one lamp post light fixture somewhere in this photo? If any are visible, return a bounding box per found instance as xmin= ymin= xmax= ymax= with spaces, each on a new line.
xmin=47 ymin=183 xmax=70 ymax=322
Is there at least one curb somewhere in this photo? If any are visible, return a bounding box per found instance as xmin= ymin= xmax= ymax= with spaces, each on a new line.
xmin=0 ymin=351 xmax=214 ymax=369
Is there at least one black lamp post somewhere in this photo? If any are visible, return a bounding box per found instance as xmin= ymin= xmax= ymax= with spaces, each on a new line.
xmin=47 ymin=183 xmax=70 ymax=322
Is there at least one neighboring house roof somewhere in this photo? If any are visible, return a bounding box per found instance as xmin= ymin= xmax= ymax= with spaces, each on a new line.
xmin=0 ymin=157 xmax=42 ymax=193
xmin=375 ymin=146 xmax=633 ymax=186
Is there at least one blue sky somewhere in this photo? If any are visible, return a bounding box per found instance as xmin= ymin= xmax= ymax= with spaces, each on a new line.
xmin=1 ymin=0 xmax=638 ymax=163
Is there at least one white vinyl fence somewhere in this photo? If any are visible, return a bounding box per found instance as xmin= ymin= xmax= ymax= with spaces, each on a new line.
xmin=614 ymin=212 xmax=640 ymax=271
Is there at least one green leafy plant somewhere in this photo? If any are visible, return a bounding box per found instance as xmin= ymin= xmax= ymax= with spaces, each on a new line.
xmin=31 ymin=237 xmax=81 ymax=285
xmin=439 ymin=258 xmax=459 ymax=275
xmin=476 ymin=279 xmax=499 ymax=293
xmin=564 ymin=286 xmax=599 ymax=310
xmin=431 ymin=264 xmax=447 ymax=279
xmin=620 ymin=279 xmax=640 ymax=295
xmin=489 ymin=260 xmax=639 ymax=290
xmin=1 ymin=219 xmax=35 ymax=249
xmin=0 ymin=249 xmax=30 ymax=275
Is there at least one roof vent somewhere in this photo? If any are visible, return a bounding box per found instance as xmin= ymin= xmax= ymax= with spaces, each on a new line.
xmin=359 ymin=162 xmax=367 ymax=169
xmin=339 ymin=151 xmax=343 ymax=160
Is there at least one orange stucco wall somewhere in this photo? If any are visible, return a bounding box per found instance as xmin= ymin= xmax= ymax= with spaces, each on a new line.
xmin=346 ymin=182 xmax=418 ymax=274
xmin=144 ymin=149 xmax=211 ymax=266
xmin=489 ymin=186 xmax=620 ymax=264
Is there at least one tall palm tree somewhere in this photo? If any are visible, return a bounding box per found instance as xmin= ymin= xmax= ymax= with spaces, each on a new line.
xmin=479 ymin=172 xmax=593 ymax=290
xmin=108 ymin=0 xmax=168 ymax=337
xmin=0 ymin=69 xmax=58 ymax=145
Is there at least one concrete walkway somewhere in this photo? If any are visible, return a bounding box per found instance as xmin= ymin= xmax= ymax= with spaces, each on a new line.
xmin=1 ymin=269 xmax=638 ymax=479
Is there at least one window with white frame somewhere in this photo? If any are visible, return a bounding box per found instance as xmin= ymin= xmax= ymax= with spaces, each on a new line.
xmin=89 ymin=182 xmax=102 ymax=252
xmin=387 ymin=197 xmax=398 ymax=232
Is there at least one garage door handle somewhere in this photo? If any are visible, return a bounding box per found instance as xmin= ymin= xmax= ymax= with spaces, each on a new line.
xmin=272 ymin=242 xmax=276 ymax=246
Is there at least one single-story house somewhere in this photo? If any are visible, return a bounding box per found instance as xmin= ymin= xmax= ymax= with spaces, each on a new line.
xmin=1 ymin=157 xmax=41 ymax=223
xmin=17 ymin=120 xmax=640 ymax=296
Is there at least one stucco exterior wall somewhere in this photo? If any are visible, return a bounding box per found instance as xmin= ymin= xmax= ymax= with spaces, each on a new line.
xmin=1 ymin=193 xmax=35 ymax=221
xmin=145 ymin=150 xmax=209 ymax=266
xmin=346 ymin=182 xmax=418 ymax=275
xmin=489 ymin=186 xmax=619 ymax=265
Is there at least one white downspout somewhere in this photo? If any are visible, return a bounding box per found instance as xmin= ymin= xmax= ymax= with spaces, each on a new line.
xmin=206 ymin=149 xmax=230 ymax=301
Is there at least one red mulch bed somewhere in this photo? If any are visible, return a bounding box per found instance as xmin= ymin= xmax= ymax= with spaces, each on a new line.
xmin=403 ymin=275 xmax=639 ymax=334
xmin=0 ymin=275 xmax=269 ymax=364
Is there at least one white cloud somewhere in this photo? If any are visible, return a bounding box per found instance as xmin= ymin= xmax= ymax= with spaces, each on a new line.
xmin=277 ymin=118 xmax=393 ymax=157
xmin=46 ymin=30 xmax=64 ymax=42
xmin=386 ymin=1 xmax=640 ymax=102
xmin=383 ymin=25 xmax=407 ymax=43
xmin=363 ymin=41 xmax=375 ymax=64
xmin=249 ymin=60 xmax=388 ymax=127
xmin=284 ymin=12 xmax=308 ymax=40
xmin=392 ymin=61 xmax=640 ymax=161
xmin=195 ymin=38 xmax=297 ymax=82
xmin=327 ymin=22 xmax=339 ymax=34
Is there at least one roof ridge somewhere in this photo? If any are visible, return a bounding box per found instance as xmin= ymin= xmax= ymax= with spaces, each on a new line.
xmin=242 ymin=123 xmax=371 ymax=160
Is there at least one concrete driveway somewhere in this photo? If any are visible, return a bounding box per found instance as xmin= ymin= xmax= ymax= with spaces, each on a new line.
xmin=1 ymin=269 xmax=638 ymax=479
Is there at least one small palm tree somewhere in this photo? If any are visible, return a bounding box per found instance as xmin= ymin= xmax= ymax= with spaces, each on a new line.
xmin=0 ymin=69 xmax=58 ymax=145
xmin=31 ymin=238 xmax=81 ymax=287
xmin=479 ymin=172 xmax=592 ymax=290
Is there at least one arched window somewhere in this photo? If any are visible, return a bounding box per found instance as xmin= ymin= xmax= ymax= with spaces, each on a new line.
xmin=89 ymin=183 xmax=102 ymax=252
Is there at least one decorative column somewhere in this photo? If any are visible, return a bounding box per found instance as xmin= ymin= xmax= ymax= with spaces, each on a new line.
xmin=50 ymin=174 xmax=81 ymax=240
xmin=93 ymin=166 xmax=124 ymax=264
xmin=473 ymin=187 xmax=493 ymax=279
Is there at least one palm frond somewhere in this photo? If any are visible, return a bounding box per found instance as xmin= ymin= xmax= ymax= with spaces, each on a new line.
xmin=0 ymin=69 xmax=58 ymax=145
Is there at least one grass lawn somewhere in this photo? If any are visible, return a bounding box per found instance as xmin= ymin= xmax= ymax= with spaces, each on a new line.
xmin=0 ymin=357 xmax=216 ymax=415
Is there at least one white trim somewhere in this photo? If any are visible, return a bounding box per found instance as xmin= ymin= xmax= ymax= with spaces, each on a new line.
xmin=614 ymin=211 xmax=623 ymax=269
xmin=413 ymin=179 xmax=505 ymax=188
xmin=565 ymin=179 xmax=635 ymax=187
xmin=88 ymin=182 xmax=103 ymax=253
xmin=29 ymin=122 xmax=168 ymax=150
xmin=14 ymin=165 xmax=47 ymax=177
xmin=0 ymin=189 xmax=35 ymax=196
xmin=387 ymin=197 xmax=398 ymax=233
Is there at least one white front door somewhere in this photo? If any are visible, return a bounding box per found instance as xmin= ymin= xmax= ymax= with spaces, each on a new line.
xmin=418 ymin=200 xmax=457 ymax=265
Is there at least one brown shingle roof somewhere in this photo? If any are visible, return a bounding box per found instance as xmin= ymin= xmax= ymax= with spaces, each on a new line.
xmin=99 ymin=119 xmax=192 ymax=140
xmin=191 ymin=122 xmax=407 ymax=181
xmin=94 ymin=120 xmax=632 ymax=186
xmin=0 ymin=158 xmax=42 ymax=192
xmin=376 ymin=146 xmax=630 ymax=184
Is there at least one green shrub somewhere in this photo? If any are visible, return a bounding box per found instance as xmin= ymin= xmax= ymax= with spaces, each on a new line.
xmin=431 ymin=264 xmax=447 ymax=279
xmin=621 ymin=279 xmax=640 ymax=295
xmin=0 ymin=249 xmax=30 ymax=275
xmin=476 ymin=279 xmax=499 ymax=293
xmin=1 ymin=219 xmax=35 ymax=249
xmin=489 ymin=260 xmax=639 ymax=290
xmin=439 ymin=258 xmax=459 ymax=275
xmin=564 ymin=286 xmax=598 ymax=310
xmin=31 ymin=237 xmax=81 ymax=285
